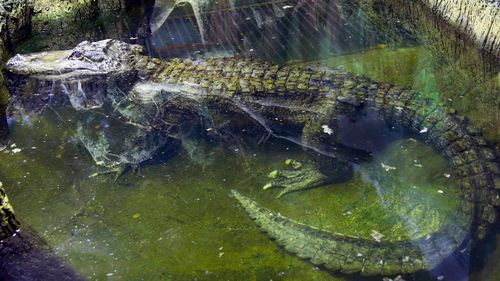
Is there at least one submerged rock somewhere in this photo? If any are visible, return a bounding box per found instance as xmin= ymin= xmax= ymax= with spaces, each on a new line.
xmin=0 ymin=182 xmax=84 ymax=280
xmin=422 ymin=0 xmax=500 ymax=56
xmin=0 ymin=0 xmax=32 ymax=141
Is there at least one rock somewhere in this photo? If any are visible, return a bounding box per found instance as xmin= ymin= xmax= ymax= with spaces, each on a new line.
xmin=29 ymin=0 xmax=152 ymax=51
xmin=0 ymin=0 xmax=33 ymax=140
xmin=421 ymin=0 xmax=500 ymax=56
xmin=0 ymin=183 xmax=84 ymax=280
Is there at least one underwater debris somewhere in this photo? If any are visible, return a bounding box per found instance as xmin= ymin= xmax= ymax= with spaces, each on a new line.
xmin=370 ymin=230 xmax=384 ymax=242
xmin=383 ymin=275 xmax=406 ymax=281
xmin=381 ymin=162 xmax=396 ymax=171
xmin=321 ymin=124 xmax=333 ymax=135
xmin=284 ymin=159 xmax=302 ymax=169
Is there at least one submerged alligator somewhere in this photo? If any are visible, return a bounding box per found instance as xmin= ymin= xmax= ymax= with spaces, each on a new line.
xmin=4 ymin=40 xmax=500 ymax=276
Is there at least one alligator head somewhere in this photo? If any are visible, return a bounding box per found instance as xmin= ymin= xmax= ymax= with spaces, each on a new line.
xmin=6 ymin=39 xmax=143 ymax=79
xmin=5 ymin=40 xmax=144 ymax=111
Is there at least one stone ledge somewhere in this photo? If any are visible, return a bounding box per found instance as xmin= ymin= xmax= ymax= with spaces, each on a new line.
xmin=422 ymin=0 xmax=500 ymax=56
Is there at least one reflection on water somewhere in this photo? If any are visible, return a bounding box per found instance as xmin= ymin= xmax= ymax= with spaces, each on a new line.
xmin=149 ymin=0 xmax=399 ymax=62
xmin=4 ymin=0 xmax=500 ymax=280
xmin=148 ymin=0 xmax=497 ymax=143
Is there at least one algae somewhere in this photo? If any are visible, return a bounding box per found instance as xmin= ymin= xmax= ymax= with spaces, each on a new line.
xmin=0 ymin=100 xmax=460 ymax=281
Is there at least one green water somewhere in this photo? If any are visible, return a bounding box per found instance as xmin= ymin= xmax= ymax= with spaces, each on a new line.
xmin=5 ymin=41 xmax=500 ymax=280
xmin=3 ymin=44 xmax=497 ymax=280
xmin=4 ymin=1 xmax=500 ymax=280
xmin=316 ymin=47 xmax=499 ymax=144
xmin=0 ymin=46 xmax=471 ymax=280
xmin=2 ymin=105 xmax=460 ymax=281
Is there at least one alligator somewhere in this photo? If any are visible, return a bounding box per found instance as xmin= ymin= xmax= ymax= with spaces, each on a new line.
xmin=4 ymin=39 xmax=500 ymax=277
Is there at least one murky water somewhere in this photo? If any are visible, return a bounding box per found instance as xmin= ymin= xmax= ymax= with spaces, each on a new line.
xmin=2 ymin=101 xmax=462 ymax=281
xmin=5 ymin=0 xmax=500 ymax=280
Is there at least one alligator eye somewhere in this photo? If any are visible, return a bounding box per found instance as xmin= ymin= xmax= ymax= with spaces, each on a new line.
xmin=71 ymin=51 xmax=82 ymax=59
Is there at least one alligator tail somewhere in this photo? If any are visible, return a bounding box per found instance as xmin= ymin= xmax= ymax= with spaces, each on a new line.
xmin=231 ymin=77 xmax=499 ymax=276
xmin=375 ymin=85 xmax=500 ymax=239
xmin=231 ymin=190 xmax=470 ymax=275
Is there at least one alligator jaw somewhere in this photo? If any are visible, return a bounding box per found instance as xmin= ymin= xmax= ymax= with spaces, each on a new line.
xmin=5 ymin=51 xmax=102 ymax=79
xmin=5 ymin=40 xmax=145 ymax=113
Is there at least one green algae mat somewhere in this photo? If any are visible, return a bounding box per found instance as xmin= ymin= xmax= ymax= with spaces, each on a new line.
xmin=0 ymin=109 xmax=459 ymax=280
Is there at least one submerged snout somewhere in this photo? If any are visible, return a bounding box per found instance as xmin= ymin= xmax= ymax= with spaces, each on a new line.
xmin=5 ymin=50 xmax=102 ymax=79
xmin=5 ymin=51 xmax=109 ymax=113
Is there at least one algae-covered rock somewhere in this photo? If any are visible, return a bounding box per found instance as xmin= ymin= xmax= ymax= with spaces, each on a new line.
xmin=0 ymin=0 xmax=32 ymax=43
xmin=421 ymin=0 xmax=500 ymax=56
xmin=0 ymin=182 xmax=84 ymax=280
xmin=0 ymin=0 xmax=33 ymax=139
xmin=18 ymin=0 xmax=152 ymax=52
xmin=0 ymin=0 xmax=32 ymax=76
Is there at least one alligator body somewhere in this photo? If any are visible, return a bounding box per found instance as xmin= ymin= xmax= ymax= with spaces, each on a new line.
xmin=4 ymin=40 xmax=500 ymax=276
